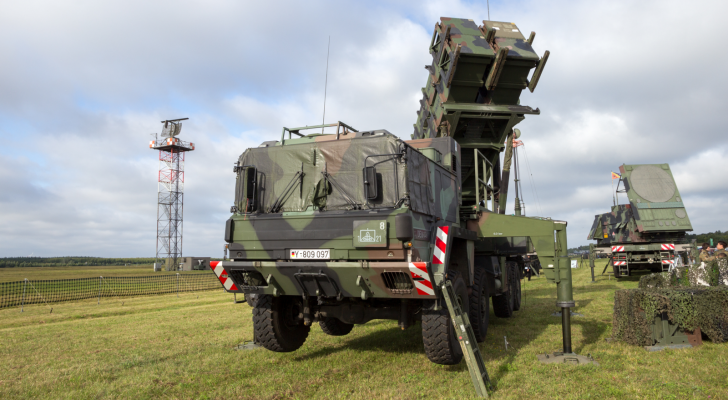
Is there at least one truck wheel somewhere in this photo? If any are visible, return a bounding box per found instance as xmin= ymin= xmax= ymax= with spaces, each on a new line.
xmin=511 ymin=262 xmax=522 ymax=311
xmin=422 ymin=270 xmax=467 ymax=365
xmin=319 ymin=317 xmax=354 ymax=336
xmin=492 ymin=265 xmax=515 ymax=318
xmin=253 ymin=295 xmax=309 ymax=352
xmin=468 ymin=267 xmax=489 ymax=342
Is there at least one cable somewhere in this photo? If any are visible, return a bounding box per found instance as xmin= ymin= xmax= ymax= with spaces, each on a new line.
xmin=520 ymin=144 xmax=543 ymax=216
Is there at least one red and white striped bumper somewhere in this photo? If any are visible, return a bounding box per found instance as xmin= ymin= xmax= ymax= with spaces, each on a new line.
xmin=613 ymin=261 xmax=626 ymax=266
xmin=210 ymin=261 xmax=239 ymax=291
xmin=409 ymin=262 xmax=434 ymax=296
xmin=611 ymin=246 xmax=625 ymax=252
xmin=210 ymin=260 xmax=436 ymax=298
xmin=661 ymin=244 xmax=675 ymax=250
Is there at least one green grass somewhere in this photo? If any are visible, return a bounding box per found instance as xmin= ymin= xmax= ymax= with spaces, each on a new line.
xmin=1 ymin=262 xmax=726 ymax=399
xmin=0 ymin=265 xmax=207 ymax=283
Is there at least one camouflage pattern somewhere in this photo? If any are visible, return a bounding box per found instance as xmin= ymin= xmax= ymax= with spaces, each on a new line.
xmin=217 ymin=17 xmax=576 ymax=361
xmin=221 ymin=16 xmax=567 ymax=299
xmin=587 ymin=164 xmax=694 ymax=275
xmin=707 ymin=249 xmax=728 ymax=261
xmin=413 ymin=17 xmax=547 ymax=216
xmin=621 ymin=261 xmax=728 ymax=346
xmin=588 ymin=164 xmax=692 ymax=242
xmin=234 ymin=131 xmax=407 ymax=214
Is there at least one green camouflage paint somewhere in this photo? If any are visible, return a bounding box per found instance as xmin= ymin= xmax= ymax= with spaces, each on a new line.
xmin=215 ymin=16 xmax=578 ymax=366
xmin=588 ymin=164 xmax=694 ymax=275
xmin=223 ymin=15 xmax=563 ymax=299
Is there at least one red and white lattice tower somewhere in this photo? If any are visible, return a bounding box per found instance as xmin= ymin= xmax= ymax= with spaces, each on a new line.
xmin=149 ymin=118 xmax=194 ymax=271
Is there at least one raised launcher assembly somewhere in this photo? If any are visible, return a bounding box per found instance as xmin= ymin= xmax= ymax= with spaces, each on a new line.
xmin=587 ymin=164 xmax=694 ymax=278
xmin=414 ymin=18 xmax=548 ymax=213
xmin=413 ymin=18 xmax=592 ymax=366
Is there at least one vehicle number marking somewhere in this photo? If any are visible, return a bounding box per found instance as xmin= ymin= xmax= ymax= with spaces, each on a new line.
xmin=290 ymin=249 xmax=330 ymax=260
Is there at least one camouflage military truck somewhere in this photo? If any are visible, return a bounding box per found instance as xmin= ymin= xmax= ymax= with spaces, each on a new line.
xmin=587 ymin=164 xmax=694 ymax=277
xmin=212 ymin=17 xmax=578 ymax=366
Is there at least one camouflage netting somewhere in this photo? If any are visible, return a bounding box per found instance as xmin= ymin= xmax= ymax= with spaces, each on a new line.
xmin=613 ymin=287 xmax=728 ymax=345
xmin=638 ymin=260 xmax=728 ymax=289
xmin=614 ymin=260 xmax=728 ymax=346
xmin=637 ymin=268 xmax=689 ymax=289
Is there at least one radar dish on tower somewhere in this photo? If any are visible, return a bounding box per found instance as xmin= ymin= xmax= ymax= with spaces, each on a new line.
xmin=629 ymin=165 xmax=676 ymax=202
xmin=161 ymin=121 xmax=182 ymax=138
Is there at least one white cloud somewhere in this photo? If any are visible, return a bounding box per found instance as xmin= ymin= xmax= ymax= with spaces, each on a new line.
xmin=1 ymin=0 xmax=727 ymax=256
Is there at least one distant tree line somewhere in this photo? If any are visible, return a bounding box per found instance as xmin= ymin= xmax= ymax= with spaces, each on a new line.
xmin=686 ymin=231 xmax=728 ymax=246
xmin=0 ymin=257 xmax=156 ymax=268
xmin=567 ymin=245 xmax=591 ymax=253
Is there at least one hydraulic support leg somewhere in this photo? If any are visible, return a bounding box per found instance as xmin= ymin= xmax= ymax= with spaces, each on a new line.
xmin=589 ymin=243 xmax=596 ymax=283
xmin=539 ymin=221 xmax=597 ymax=365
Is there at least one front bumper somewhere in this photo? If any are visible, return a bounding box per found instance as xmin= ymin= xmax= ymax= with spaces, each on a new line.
xmin=210 ymin=261 xmax=436 ymax=299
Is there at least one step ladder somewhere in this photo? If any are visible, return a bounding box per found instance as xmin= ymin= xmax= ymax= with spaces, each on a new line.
xmin=619 ymin=260 xmax=629 ymax=277
xmin=441 ymin=280 xmax=491 ymax=398
xmin=659 ymin=251 xmax=671 ymax=272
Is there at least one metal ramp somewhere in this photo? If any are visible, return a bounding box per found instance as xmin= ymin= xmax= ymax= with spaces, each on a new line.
xmin=441 ymin=280 xmax=491 ymax=398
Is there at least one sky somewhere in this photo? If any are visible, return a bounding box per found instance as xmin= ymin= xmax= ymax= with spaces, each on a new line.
xmin=1 ymin=0 xmax=727 ymax=257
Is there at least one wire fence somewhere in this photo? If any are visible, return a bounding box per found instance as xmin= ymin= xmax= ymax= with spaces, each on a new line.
xmin=0 ymin=273 xmax=222 ymax=310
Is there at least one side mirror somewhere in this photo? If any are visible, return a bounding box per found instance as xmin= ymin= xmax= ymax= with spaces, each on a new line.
xmin=363 ymin=166 xmax=377 ymax=200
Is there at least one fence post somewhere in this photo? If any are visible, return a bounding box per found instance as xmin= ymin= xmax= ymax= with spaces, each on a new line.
xmin=98 ymin=276 xmax=102 ymax=305
xmin=176 ymin=273 xmax=179 ymax=298
xmin=21 ymin=279 xmax=27 ymax=312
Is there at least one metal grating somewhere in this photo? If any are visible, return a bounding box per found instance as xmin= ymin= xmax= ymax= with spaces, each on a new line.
xmin=381 ymin=272 xmax=413 ymax=294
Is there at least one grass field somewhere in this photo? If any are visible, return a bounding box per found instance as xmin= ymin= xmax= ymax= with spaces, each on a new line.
xmin=1 ymin=262 xmax=726 ymax=399
xmin=0 ymin=265 xmax=208 ymax=283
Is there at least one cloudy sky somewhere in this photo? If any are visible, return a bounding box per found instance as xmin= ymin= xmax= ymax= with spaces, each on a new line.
xmin=1 ymin=0 xmax=727 ymax=257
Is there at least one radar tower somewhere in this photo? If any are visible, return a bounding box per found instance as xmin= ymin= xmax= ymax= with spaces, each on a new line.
xmin=149 ymin=118 xmax=194 ymax=271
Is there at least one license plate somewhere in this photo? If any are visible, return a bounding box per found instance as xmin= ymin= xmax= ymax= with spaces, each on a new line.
xmin=290 ymin=249 xmax=330 ymax=260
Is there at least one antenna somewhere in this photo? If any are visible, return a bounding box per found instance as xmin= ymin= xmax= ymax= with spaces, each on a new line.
xmin=487 ymin=0 xmax=490 ymax=20
xmin=322 ymin=36 xmax=330 ymax=134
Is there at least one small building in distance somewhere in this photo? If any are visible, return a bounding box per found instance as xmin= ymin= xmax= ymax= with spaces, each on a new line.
xmin=180 ymin=257 xmax=211 ymax=271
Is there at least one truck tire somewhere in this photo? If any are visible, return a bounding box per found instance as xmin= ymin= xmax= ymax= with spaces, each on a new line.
xmin=319 ymin=317 xmax=354 ymax=336
xmin=511 ymin=262 xmax=522 ymax=311
xmin=492 ymin=265 xmax=515 ymax=318
xmin=468 ymin=267 xmax=489 ymax=343
xmin=244 ymin=293 xmax=259 ymax=307
xmin=253 ymin=295 xmax=309 ymax=352
xmin=422 ymin=270 xmax=468 ymax=365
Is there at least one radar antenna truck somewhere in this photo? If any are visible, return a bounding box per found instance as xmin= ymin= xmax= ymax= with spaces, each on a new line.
xmin=588 ymin=163 xmax=695 ymax=277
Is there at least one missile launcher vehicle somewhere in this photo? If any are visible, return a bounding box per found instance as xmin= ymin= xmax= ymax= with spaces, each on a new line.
xmin=212 ymin=17 xmax=579 ymax=370
xmin=587 ymin=164 xmax=694 ymax=277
